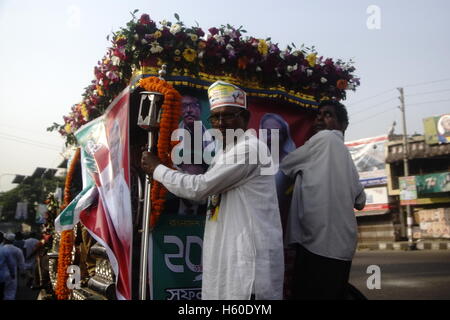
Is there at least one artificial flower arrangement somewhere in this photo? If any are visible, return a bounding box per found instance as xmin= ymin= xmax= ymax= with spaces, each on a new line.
xmin=49 ymin=10 xmax=360 ymax=145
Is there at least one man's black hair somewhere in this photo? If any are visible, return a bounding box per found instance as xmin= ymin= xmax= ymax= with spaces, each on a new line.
xmin=318 ymin=100 xmax=349 ymax=126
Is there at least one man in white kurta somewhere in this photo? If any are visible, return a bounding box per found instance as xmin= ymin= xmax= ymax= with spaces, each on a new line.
xmin=2 ymin=233 xmax=25 ymax=300
xmin=141 ymin=81 xmax=284 ymax=300
xmin=281 ymin=100 xmax=366 ymax=299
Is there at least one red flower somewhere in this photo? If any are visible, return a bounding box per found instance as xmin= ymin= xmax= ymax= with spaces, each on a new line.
xmin=195 ymin=28 xmax=205 ymax=37
xmin=238 ymin=56 xmax=249 ymax=70
xmin=139 ymin=14 xmax=152 ymax=25
xmin=337 ymin=79 xmax=348 ymax=90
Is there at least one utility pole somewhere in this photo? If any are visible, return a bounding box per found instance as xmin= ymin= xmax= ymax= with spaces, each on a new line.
xmin=398 ymin=87 xmax=415 ymax=250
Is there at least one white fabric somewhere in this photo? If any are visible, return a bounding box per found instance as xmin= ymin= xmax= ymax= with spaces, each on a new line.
xmin=281 ymin=130 xmax=366 ymax=261
xmin=4 ymin=233 xmax=15 ymax=241
xmin=153 ymin=131 xmax=284 ymax=300
xmin=2 ymin=244 xmax=25 ymax=300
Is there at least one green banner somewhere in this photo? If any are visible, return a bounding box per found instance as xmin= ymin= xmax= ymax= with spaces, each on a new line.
xmin=151 ymin=215 xmax=205 ymax=300
xmin=416 ymin=172 xmax=450 ymax=195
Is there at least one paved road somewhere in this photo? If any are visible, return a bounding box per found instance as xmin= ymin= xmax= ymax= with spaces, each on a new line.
xmin=12 ymin=249 xmax=450 ymax=300
xmin=350 ymin=250 xmax=450 ymax=300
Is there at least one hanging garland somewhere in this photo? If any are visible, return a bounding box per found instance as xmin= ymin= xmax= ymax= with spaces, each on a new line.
xmin=55 ymin=148 xmax=81 ymax=300
xmin=138 ymin=76 xmax=182 ymax=228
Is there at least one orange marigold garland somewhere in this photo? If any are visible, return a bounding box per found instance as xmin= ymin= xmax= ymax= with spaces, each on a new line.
xmin=55 ymin=148 xmax=81 ymax=300
xmin=138 ymin=77 xmax=182 ymax=228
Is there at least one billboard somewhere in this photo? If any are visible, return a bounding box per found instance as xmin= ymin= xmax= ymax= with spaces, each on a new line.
xmin=345 ymin=135 xmax=388 ymax=187
xmin=399 ymin=176 xmax=418 ymax=201
xmin=415 ymin=172 xmax=450 ymax=195
xmin=424 ymin=114 xmax=450 ymax=145
xmin=355 ymin=186 xmax=391 ymax=216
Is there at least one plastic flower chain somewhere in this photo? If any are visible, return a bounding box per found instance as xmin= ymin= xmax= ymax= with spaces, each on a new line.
xmin=138 ymin=77 xmax=182 ymax=228
xmin=55 ymin=148 xmax=81 ymax=300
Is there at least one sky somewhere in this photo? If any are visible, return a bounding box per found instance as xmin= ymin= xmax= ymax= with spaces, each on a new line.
xmin=0 ymin=0 xmax=449 ymax=192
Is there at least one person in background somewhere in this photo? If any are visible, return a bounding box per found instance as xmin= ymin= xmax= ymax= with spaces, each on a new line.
xmin=2 ymin=233 xmax=25 ymax=300
xmin=281 ymin=100 xmax=366 ymax=300
xmin=0 ymin=242 xmax=15 ymax=300
xmin=23 ymin=232 xmax=41 ymax=288
xmin=14 ymin=232 xmax=26 ymax=256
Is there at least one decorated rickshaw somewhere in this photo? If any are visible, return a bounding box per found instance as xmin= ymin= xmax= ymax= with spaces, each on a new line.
xmin=44 ymin=11 xmax=359 ymax=300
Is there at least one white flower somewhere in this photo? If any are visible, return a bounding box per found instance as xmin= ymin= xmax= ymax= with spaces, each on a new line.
xmin=223 ymin=29 xmax=232 ymax=36
xmin=160 ymin=20 xmax=170 ymax=27
xmin=306 ymin=69 xmax=313 ymax=77
xmin=141 ymin=39 xmax=148 ymax=45
xmin=170 ymin=23 xmax=182 ymax=35
xmin=213 ymin=34 xmax=225 ymax=44
xmin=134 ymin=34 xmax=139 ymax=40
xmin=150 ymin=41 xmax=163 ymax=54
xmin=111 ymin=56 xmax=121 ymax=66
xmin=256 ymin=66 xmax=262 ymax=72
xmin=287 ymin=64 xmax=298 ymax=73
xmin=226 ymin=44 xmax=234 ymax=51
xmin=221 ymin=57 xmax=226 ymax=64
xmin=292 ymin=50 xmax=301 ymax=57
xmin=198 ymin=51 xmax=205 ymax=58
xmin=188 ymin=33 xmax=198 ymax=42
xmin=280 ymin=51 xmax=286 ymax=60
xmin=321 ymin=77 xmax=328 ymax=84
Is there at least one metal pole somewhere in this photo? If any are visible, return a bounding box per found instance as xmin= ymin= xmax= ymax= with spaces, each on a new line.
xmin=139 ymin=131 xmax=153 ymax=300
xmin=398 ymin=87 xmax=415 ymax=250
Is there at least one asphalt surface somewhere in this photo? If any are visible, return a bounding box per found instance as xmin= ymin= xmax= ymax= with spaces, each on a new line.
xmin=11 ymin=249 xmax=450 ymax=300
xmin=350 ymin=250 xmax=450 ymax=300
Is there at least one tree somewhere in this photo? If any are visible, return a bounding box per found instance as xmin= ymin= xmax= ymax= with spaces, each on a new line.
xmin=0 ymin=175 xmax=65 ymax=223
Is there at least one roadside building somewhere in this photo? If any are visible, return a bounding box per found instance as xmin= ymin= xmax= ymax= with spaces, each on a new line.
xmin=386 ymin=114 xmax=450 ymax=241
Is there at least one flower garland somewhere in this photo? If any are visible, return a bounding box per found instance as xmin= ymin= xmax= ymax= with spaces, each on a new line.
xmin=55 ymin=148 xmax=81 ymax=300
xmin=50 ymin=11 xmax=360 ymax=146
xmin=138 ymin=76 xmax=182 ymax=228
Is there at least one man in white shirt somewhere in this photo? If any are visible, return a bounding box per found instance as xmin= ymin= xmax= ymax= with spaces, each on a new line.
xmin=281 ymin=100 xmax=366 ymax=300
xmin=2 ymin=233 xmax=25 ymax=300
xmin=141 ymin=81 xmax=284 ymax=300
